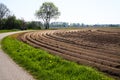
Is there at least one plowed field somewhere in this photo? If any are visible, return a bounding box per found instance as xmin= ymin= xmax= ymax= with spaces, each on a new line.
xmin=18 ymin=28 xmax=120 ymax=78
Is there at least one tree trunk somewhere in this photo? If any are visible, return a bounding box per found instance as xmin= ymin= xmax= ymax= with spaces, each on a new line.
xmin=0 ymin=19 xmax=2 ymax=29
xmin=45 ymin=22 xmax=49 ymax=29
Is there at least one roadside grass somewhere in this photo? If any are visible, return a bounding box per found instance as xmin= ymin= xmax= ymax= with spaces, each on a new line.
xmin=0 ymin=29 xmax=19 ymax=33
xmin=1 ymin=35 xmax=114 ymax=80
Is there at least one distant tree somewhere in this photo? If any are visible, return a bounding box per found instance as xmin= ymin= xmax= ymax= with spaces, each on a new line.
xmin=35 ymin=2 xmax=60 ymax=29
xmin=4 ymin=15 xmax=19 ymax=29
xmin=16 ymin=19 xmax=23 ymax=29
xmin=2 ymin=15 xmax=24 ymax=30
xmin=0 ymin=18 xmax=6 ymax=29
xmin=19 ymin=19 xmax=27 ymax=30
xmin=0 ymin=3 xmax=10 ymax=29
xmin=109 ymin=24 xmax=119 ymax=27
xmin=0 ymin=3 xmax=10 ymax=20
xmin=26 ymin=21 xmax=43 ymax=29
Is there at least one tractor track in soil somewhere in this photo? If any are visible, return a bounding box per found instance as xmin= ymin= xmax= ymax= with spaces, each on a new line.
xmin=18 ymin=29 xmax=120 ymax=79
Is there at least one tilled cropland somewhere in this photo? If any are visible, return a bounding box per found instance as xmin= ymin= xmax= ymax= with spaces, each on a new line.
xmin=18 ymin=28 xmax=120 ymax=78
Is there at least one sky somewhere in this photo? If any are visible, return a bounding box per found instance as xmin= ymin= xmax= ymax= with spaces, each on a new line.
xmin=0 ymin=0 xmax=120 ymax=24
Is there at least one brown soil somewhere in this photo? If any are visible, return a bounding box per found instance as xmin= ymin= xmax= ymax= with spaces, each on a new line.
xmin=18 ymin=28 xmax=120 ymax=79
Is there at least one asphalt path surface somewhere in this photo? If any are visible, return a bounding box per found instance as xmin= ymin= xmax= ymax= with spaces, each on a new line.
xmin=0 ymin=31 xmax=35 ymax=80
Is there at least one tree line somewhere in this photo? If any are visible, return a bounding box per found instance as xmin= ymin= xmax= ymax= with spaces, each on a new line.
xmin=0 ymin=15 xmax=43 ymax=30
xmin=0 ymin=3 xmax=44 ymax=30
xmin=0 ymin=3 xmax=23 ymax=30
xmin=0 ymin=2 xmax=60 ymax=30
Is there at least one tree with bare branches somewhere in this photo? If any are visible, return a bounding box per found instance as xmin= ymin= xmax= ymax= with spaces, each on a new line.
xmin=0 ymin=3 xmax=10 ymax=29
xmin=0 ymin=3 xmax=10 ymax=20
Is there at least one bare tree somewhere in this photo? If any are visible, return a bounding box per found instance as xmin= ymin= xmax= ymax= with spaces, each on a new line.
xmin=0 ymin=3 xmax=10 ymax=20
xmin=35 ymin=2 xmax=60 ymax=29
xmin=0 ymin=3 xmax=10 ymax=29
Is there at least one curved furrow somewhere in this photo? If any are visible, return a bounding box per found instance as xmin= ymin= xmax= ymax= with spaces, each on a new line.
xmin=57 ymin=30 xmax=120 ymax=52
xmin=44 ymin=32 xmax=120 ymax=63
xmin=54 ymin=30 xmax=120 ymax=54
xmin=18 ymin=30 xmax=120 ymax=77
xmin=46 ymin=32 xmax=120 ymax=59
xmin=40 ymin=32 xmax=120 ymax=68
xmin=32 ymin=31 xmax=120 ymax=76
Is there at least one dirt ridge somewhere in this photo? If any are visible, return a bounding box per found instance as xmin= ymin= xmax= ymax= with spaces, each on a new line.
xmin=18 ymin=29 xmax=120 ymax=78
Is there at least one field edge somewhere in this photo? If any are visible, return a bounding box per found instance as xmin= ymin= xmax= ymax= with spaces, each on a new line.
xmin=1 ymin=34 xmax=114 ymax=80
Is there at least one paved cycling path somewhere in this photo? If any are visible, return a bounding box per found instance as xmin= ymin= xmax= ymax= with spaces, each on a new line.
xmin=0 ymin=31 xmax=35 ymax=80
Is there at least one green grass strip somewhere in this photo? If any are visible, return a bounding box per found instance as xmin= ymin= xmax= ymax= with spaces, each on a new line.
xmin=1 ymin=36 xmax=114 ymax=80
xmin=0 ymin=29 xmax=19 ymax=33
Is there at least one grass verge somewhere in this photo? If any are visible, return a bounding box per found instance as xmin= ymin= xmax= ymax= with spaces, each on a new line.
xmin=0 ymin=29 xmax=19 ymax=33
xmin=1 ymin=35 xmax=114 ymax=80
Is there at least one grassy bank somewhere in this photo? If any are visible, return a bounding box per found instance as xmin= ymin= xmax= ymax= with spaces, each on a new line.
xmin=0 ymin=29 xmax=19 ymax=33
xmin=1 ymin=35 xmax=114 ymax=80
